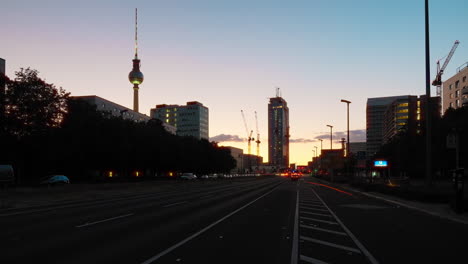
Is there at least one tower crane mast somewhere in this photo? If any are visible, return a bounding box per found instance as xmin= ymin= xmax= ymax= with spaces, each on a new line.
xmin=433 ymin=40 xmax=460 ymax=96
xmin=255 ymin=111 xmax=260 ymax=158
xmin=241 ymin=110 xmax=254 ymax=155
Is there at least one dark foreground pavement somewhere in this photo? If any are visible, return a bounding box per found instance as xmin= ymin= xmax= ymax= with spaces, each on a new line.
xmin=2 ymin=176 xmax=468 ymax=264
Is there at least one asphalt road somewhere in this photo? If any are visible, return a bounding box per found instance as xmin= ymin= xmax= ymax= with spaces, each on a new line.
xmin=2 ymin=176 xmax=468 ymax=264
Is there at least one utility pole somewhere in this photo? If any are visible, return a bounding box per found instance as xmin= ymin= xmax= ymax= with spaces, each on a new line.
xmin=425 ymin=0 xmax=432 ymax=186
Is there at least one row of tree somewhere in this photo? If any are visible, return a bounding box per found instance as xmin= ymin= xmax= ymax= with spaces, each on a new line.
xmin=0 ymin=68 xmax=236 ymax=184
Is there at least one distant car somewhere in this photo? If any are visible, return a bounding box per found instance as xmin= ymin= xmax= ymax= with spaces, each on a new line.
xmin=200 ymin=175 xmax=209 ymax=179
xmin=291 ymin=173 xmax=301 ymax=181
xmin=180 ymin=173 xmax=197 ymax=180
xmin=40 ymin=175 xmax=70 ymax=185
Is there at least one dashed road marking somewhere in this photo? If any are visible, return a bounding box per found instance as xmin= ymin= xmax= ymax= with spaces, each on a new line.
xmin=300 ymin=225 xmax=347 ymax=236
xmin=300 ymin=216 xmax=338 ymax=225
xmin=300 ymin=255 xmax=330 ymax=264
xmin=76 ymin=213 xmax=134 ymax=228
xmin=299 ymin=202 xmax=326 ymax=208
xmin=300 ymin=236 xmax=361 ymax=254
xmin=301 ymin=211 xmax=332 ymax=217
xmin=300 ymin=206 xmax=329 ymax=212
xmin=162 ymin=201 xmax=188 ymax=208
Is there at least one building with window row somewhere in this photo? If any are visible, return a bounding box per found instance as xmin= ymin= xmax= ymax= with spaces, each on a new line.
xmin=268 ymin=95 xmax=289 ymax=169
xmin=367 ymin=95 xmax=440 ymax=158
xmin=150 ymin=101 xmax=209 ymax=140
xmin=443 ymin=62 xmax=468 ymax=112
xmin=72 ymin=95 xmax=176 ymax=135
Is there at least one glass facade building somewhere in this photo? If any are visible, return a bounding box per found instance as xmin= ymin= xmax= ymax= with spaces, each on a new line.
xmin=268 ymin=96 xmax=289 ymax=169
xmin=150 ymin=101 xmax=209 ymax=140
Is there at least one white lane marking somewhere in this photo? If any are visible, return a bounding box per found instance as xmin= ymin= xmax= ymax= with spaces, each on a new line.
xmin=299 ymin=202 xmax=325 ymax=207
xmin=300 ymin=224 xmax=347 ymax=236
xmin=300 ymin=255 xmax=330 ymax=264
xmin=140 ymin=184 xmax=281 ymax=264
xmin=311 ymin=188 xmax=380 ymax=264
xmin=301 ymin=211 xmax=332 ymax=217
xmin=301 ymin=199 xmax=321 ymax=203
xmin=300 ymin=206 xmax=329 ymax=212
xmin=300 ymin=236 xmax=361 ymax=254
xmin=76 ymin=213 xmax=133 ymax=228
xmin=162 ymin=201 xmax=187 ymax=208
xmin=300 ymin=216 xmax=338 ymax=225
xmin=290 ymin=188 xmax=299 ymax=264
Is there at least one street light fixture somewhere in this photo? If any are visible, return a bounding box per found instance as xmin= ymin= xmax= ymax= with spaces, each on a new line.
xmin=340 ymin=99 xmax=351 ymax=157
xmin=326 ymin=125 xmax=333 ymax=150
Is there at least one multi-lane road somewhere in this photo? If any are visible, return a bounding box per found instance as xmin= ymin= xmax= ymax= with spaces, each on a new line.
xmin=2 ymin=176 xmax=468 ymax=263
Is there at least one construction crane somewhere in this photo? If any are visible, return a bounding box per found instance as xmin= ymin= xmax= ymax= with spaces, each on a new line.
xmin=241 ymin=110 xmax=254 ymax=155
xmin=254 ymin=111 xmax=260 ymax=158
xmin=433 ymin=40 xmax=460 ymax=96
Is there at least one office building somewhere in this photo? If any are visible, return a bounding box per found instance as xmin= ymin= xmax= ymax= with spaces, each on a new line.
xmin=367 ymin=95 xmax=441 ymax=157
xmin=443 ymin=62 xmax=468 ymax=112
xmin=0 ymin=58 xmax=5 ymax=75
xmin=72 ymin=95 xmax=176 ymax=134
xmin=367 ymin=96 xmax=409 ymax=157
xmin=268 ymin=93 xmax=289 ymax=169
xmin=150 ymin=101 xmax=209 ymax=140
xmin=382 ymin=96 xmax=418 ymax=144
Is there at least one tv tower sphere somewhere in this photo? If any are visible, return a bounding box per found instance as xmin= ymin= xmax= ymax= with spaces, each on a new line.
xmin=129 ymin=62 xmax=144 ymax=85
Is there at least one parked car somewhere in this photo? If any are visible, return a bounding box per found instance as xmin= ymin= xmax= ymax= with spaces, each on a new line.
xmin=0 ymin=165 xmax=15 ymax=185
xmin=200 ymin=175 xmax=209 ymax=179
xmin=40 ymin=175 xmax=70 ymax=185
xmin=180 ymin=173 xmax=197 ymax=180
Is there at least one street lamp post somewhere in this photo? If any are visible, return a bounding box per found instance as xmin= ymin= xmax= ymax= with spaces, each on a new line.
xmin=326 ymin=125 xmax=333 ymax=150
xmin=424 ymin=0 xmax=432 ymax=186
xmin=314 ymin=146 xmax=318 ymax=159
xmin=318 ymin=139 xmax=323 ymax=169
xmin=341 ymin=99 xmax=351 ymax=157
xmin=318 ymin=139 xmax=323 ymax=155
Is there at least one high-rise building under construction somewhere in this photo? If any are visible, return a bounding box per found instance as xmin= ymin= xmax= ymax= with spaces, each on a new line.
xmin=268 ymin=90 xmax=289 ymax=169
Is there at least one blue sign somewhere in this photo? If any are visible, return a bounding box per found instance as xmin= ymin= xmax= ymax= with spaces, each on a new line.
xmin=374 ymin=160 xmax=388 ymax=167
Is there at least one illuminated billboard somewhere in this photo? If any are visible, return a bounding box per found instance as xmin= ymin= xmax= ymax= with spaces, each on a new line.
xmin=374 ymin=160 xmax=388 ymax=167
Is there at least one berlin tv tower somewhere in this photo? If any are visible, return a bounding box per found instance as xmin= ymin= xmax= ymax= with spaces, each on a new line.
xmin=128 ymin=8 xmax=143 ymax=112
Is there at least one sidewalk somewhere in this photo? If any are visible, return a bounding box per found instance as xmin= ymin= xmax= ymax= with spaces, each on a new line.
xmin=312 ymin=177 xmax=468 ymax=225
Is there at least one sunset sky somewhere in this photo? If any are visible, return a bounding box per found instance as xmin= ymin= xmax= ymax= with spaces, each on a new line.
xmin=2 ymin=0 xmax=468 ymax=165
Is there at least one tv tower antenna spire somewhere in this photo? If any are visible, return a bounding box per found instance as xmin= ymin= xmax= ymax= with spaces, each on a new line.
xmin=129 ymin=7 xmax=144 ymax=112
xmin=134 ymin=8 xmax=138 ymax=59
